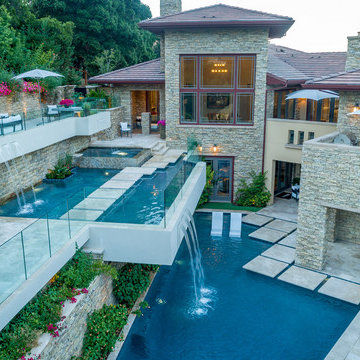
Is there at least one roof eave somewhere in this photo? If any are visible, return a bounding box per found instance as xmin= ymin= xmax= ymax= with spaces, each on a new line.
xmin=302 ymin=83 xmax=360 ymax=90
xmin=88 ymin=79 xmax=165 ymax=85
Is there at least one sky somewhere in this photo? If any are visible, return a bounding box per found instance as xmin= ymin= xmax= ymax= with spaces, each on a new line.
xmin=141 ymin=0 xmax=360 ymax=52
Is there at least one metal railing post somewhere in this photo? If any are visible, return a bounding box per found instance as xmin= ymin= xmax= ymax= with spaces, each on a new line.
xmin=20 ymin=232 xmax=28 ymax=280
xmin=47 ymin=214 xmax=52 ymax=257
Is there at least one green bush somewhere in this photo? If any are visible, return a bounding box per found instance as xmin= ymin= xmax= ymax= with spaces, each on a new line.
xmin=235 ymin=171 xmax=271 ymax=208
xmin=0 ymin=250 xmax=115 ymax=360
xmin=113 ymin=264 xmax=157 ymax=308
xmin=198 ymin=165 xmax=214 ymax=207
xmin=46 ymin=154 xmax=73 ymax=179
xmin=80 ymin=304 xmax=128 ymax=360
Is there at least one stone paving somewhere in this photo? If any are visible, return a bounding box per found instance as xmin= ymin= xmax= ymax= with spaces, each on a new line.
xmin=264 ymin=219 xmax=297 ymax=233
xmin=261 ymin=244 xmax=296 ymax=264
xmin=278 ymin=266 xmax=327 ymax=290
xmin=249 ymin=227 xmax=287 ymax=243
xmin=278 ymin=231 xmax=297 ymax=248
xmin=242 ymin=255 xmax=288 ymax=278
xmin=318 ymin=278 xmax=360 ymax=305
xmin=92 ymin=134 xmax=164 ymax=149
xmin=242 ymin=213 xmax=273 ymax=226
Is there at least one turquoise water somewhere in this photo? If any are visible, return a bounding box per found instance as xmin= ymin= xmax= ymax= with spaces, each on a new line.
xmin=117 ymin=213 xmax=358 ymax=360
xmin=81 ymin=147 xmax=143 ymax=158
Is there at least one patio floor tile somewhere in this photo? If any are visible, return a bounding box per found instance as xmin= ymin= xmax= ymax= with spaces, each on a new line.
xmin=261 ymin=244 xmax=296 ymax=263
xmin=249 ymin=227 xmax=287 ymax=243
xmin=264 ymin=219 xmax=297 ymax=233
xmin=278 ymin=266 xmax=327 ymax=290
xmin=243 ymin=255 xmax=288 ymax=278
xmin=278 ymin=231 xmax=297 ymax=248
xmin=242 ymin=213 xmax=273 ymax=226
xmin=318 ymin=277 xmax=360 ymax=304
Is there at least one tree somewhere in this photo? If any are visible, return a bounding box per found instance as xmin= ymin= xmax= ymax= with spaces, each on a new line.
xmin=32 ymin=0 xmax=159 ymax=76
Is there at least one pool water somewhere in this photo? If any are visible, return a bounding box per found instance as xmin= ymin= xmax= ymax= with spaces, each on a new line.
xmin=82 ymin=147 xmax=143 ymax=158
xmin=117 ymin=213 xmax=358 ymax=360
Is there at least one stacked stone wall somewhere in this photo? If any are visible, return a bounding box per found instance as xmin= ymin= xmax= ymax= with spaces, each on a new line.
xmin=95 ymin=106 xmax=124 ymax=140
xmin=164 ymin=28 xmax=269 ymax=194
xmin=337 ymin=91 xmax=360 ymax=140
xmin=335 ymin=210 xmax=360 ymax=244
xmin=296 ymin=136 xmax=360 ymax=269
xmin=346 ymin=33 xmax=360 ymax=71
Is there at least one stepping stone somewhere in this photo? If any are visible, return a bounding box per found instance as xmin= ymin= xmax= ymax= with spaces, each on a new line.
xmin=142 ymin=161 xmax=169 ymax=168
xmin=278 ymin=231 xmax=297 ymax=248
xmin=88 ymin=188 xmax=125 ymax=199
xmin=278 ymin=266 xmax=327 ymax=290
xmin=112 ymin=172 xmax=142 ymax=181
xmin=249 ymin=227 xmax=287 ymax=243
xmin=74 ymin=198 xmax=116 ymax=211
xmin=100 ymin=180 xmax=135 ymax=189
xmin=265 ymin=219 xmax=297 ymax=234
xmin=60 ymin=209 xmax=103 ymax=221
xmin=261 ymin=244 xmax=296 ymax=264
xmin=243 ymin=255 xmax=288 ymax=278
xmin=242 ymin=213 xmax=273 ymax=226
xmin=123 ymin=167 xmax=156 ymax=175
xmin=318 ymin=278 xmax=360 ymax=304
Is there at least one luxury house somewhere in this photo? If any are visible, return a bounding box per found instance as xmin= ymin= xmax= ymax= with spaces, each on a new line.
xmin=89 ymin=1 xmax=360 ymax=206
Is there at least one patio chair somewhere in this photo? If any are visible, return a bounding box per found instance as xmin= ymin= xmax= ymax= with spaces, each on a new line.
xmin=0 ymin=114 xmax=23 ymax=135
xmin=211 ymin=211 xmax=223 ymax=237
xmin=120 ymin=122 xmax=132 ymax=137
xmin=291 ymin=185 xmax=300 ymax=201
xmin=46 ymin=105 xmax=60 ymax=122
xmin=229 ymin=212 xmax=242 ymax=238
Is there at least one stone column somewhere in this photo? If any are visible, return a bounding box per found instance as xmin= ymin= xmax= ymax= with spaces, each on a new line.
xmin=141 ymin=112 xmax=151 ymax=135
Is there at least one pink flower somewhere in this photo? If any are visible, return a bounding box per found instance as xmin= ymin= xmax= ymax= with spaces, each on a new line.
xmin=81 ymin=288 xmax=88 ymax=294
xmin=59 ymin=99 xmax=74 ymax=106
xmin=70 ymin=297 xmax=77 ymax=303
xmin=157 ymin=120 xmax=166 ymax=126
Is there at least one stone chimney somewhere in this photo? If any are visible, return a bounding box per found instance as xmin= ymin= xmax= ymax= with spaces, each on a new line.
xmin=160 ymin=0 xmax=182 ymax=17
xmin=345 ymin=32 xmax=360 ymax=71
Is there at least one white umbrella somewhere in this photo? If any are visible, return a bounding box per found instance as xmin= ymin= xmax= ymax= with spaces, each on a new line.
xmin=285 ymin=89 xmax=339 ymax=101
xmin=347 ymin=109 xmax=360 ymax=115
xmin=12 ymin=69 xmax=64 ymax=105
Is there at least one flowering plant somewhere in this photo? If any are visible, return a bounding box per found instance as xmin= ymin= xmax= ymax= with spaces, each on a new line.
xmin=157 ymin=119 xmax=166 ymax=126
xmin=23 ymin=81 xmax=47 ymax=95
xmin=59 ymin=99 xmax=74 ymax=106
xmin=0 ymin=82 xmax=12 ymax=96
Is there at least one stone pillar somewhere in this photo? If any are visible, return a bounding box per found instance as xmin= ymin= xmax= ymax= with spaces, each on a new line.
xmin=160 ymin=35 xmax=165 ymax=73
xmin=160 ymin=0 xmax=181 ymax=16
xmin=346 ymin=32 xmax=360 ymax=71
xmin=141 ymin=112 xmax=151 ymax=135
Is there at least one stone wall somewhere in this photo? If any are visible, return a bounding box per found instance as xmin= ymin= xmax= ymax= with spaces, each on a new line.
xmin=337 ymin=91 xmax=360 ymax=140
xmin=131 ymin=91 xmax=147 ymax=122
xmin=30 ymin=274 xmax=116 ymax=360
xmin=336 ymin=210 xmax=360 ymax=244
xmin=160 ymin=0 xmax=181 ymax=16
xmin=296 ymin=133 xmax=360 ymax=270
xmin=164 ymin=28 xmax=269 ymax=195
xmin=346 ymin=32 xmax=360 ymax=71
xmin=95 ymin=106 xmax=124 ymax=140
xmin=0 ymin=136 xmax=90 ymax=203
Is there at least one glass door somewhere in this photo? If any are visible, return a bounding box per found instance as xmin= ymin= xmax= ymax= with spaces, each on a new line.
xmin=205 ymin=157 xmax=233 ymax=202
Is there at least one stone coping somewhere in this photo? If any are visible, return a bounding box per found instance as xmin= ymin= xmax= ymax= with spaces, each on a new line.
xmin=107 ymin=271 xmax=157 ymax=360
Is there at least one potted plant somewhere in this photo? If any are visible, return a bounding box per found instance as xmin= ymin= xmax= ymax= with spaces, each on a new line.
xmin=44 ymin=154 xmax=74 ymax=182
xmin=158 ymin=120 xmax=166 ymax=139
xmin=83 ymin=103 xmax=91 ymax=117
xmin=59 ymin=99 xmax=74 ymax=108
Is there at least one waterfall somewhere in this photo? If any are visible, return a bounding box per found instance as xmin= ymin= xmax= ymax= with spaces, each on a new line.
xmin=12 ymin=142 xmax=42 ymax=205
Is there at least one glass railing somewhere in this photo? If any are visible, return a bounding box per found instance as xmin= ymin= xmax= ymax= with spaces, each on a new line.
xmin=0 ymin=96 xmax=120 ymax=137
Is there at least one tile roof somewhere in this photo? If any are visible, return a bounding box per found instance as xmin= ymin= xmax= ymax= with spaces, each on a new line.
xmin=88 ymin=59 xmax=164 ymax=84
xmin=303 ymin=69 xmax=360 ymax=90
xmin=139 ymin=4 xmax=294 ymax=39
xmin=267 ymin=44 xmax=347 ymax=83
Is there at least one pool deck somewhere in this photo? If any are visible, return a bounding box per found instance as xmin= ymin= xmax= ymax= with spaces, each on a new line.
xmin=92 ymin=133 xmax=165 ymax=149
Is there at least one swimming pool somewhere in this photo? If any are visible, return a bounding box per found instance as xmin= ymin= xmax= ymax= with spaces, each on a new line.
xmin=117 ymin=213 xmax=358 ymax=360
xmin=81 ymin=147 xmax=143 ymax=158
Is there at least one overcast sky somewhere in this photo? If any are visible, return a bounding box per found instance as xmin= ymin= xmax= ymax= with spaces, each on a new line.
xmin=141 ymin=0 xmax=360 ymax=52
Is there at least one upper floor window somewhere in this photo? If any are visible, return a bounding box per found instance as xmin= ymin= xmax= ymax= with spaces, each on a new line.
xmin=180 ymin=55 xmax=256 ymax=125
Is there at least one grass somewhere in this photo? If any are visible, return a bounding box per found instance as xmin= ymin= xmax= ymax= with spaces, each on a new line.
xmin=198 ymin=202 xmax=262 ymax=212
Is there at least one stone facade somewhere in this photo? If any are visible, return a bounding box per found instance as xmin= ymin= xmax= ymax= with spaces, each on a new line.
xmin=345 ymin=32 xmax=360 ymax=71
xmin=95 ymin=106 xmax=124 ymax=140
xmin=337 ymin=91 xmax=360 ymax=140
xmin=164 ymin=28 xmax=269 ymax=195
xmin=0 ymin=136 xmax=90 ymax=203
xmin=160 ymin=0 xmax=181 ymax=16
xmin=296 ymin=133 xmax=360 ymax=270
xmin=31 ymin=274 xmax=116 ymax=360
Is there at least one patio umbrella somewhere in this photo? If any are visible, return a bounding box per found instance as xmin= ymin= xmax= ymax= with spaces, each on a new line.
xmin=285 ymin=89 xmax=339 ymax=101
xmin=347 ymin=109 xmax=360 ymax=115
xmin=12 ymin=69 xmax=64 ymax=105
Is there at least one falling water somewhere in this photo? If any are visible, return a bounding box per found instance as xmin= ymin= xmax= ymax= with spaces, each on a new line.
xmin=0 ymin=148 xmax=22 ymax=210
xmin=12 ymin=142 xmax=42 ymax=205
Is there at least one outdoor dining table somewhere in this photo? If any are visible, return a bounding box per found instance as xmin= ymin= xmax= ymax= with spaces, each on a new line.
xmin=58 ymin=106 xmax=83 ymax=117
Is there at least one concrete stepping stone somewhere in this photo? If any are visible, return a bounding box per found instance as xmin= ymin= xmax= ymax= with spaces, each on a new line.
xmin=122 ymin=167 xmax=156 ymax=175
xmin=242 ymin=213 xmax=273 ymax=226
xmin=112 ymin=172 xmax=143 ymax=181
xmin=60 ymin=209 xmax=103 ymax=221
xmin=261 ymin=244 xmax=296 ymax=264
xmin=249 ymin=227 xmax=287 ymax=243
xmin=74 ymin=198 xmax=116 ymax=211
xmin=88 ymin=188 xmax=125 ymax=199
xmin=243 ymin=255 xmax=288 ymax=278
xmin=278 ymin=231 xmax=297 ymax=248
xmin=142 ymin=161 xmax=169 ymax=168
xmin=265 ymin=219 xmax=297 ymax=234
xmin=100 ymin=180 xmax=136 ymax=189
xmin=278 ymin=266 xmax=327 ymax=290
xmin=318 ymin=277 xmax=360 ymax=304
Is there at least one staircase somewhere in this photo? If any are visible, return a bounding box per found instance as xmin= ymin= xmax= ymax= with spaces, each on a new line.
xmin=151 ymin=141 xmax=168 ymax=155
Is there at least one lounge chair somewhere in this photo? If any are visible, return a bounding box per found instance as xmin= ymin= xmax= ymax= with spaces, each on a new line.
xmin=211 ymin=211 xmax=223 ymax=236
xmin=120 ymin=122 xmax=132 ymax=137
xmin=229 ymin=212 xmax=242 ymax=238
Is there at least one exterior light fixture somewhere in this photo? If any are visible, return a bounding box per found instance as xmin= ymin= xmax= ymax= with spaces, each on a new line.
xmin=198 ymin=145 xmax=203 ymax=152
xmin=354 ymin=103 xmax=360 ymax=112
xmin=212 ymin=144 xmax=218 ymax=153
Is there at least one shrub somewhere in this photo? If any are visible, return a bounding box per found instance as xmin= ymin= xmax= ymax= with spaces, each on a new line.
xmin=198 ymin=165 xmax=214 ymax=207
xmin=113 ymin=264 xmax=157 ymax=308
xmin=80 ymin=304 xmax=128 ymax=360
xmin=46 ymin=154 xmax=73 ymax=179
xmin=235 ymin=171 xmax=271 ymax=208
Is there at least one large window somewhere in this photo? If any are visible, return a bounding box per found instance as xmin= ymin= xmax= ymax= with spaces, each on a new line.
xmin=180 ymin=55 xmax=256 ymax=125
